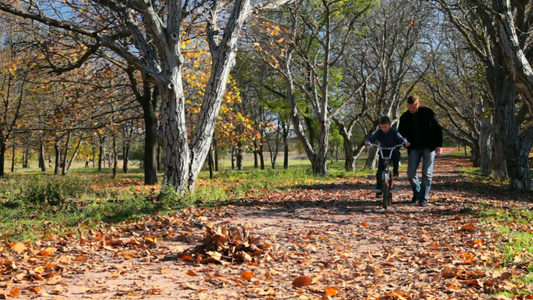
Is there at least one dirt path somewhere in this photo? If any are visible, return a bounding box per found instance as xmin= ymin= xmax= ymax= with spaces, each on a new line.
xmin=1 ymin=154 xmax=532 ymax=299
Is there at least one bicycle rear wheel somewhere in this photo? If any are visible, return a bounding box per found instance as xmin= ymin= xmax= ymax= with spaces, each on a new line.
xmin=382 ymin=172 xmax=389 ymax=209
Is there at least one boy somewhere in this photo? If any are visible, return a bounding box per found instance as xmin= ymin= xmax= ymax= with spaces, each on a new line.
xmin=364 ymin=116 xmax=410 ymax=196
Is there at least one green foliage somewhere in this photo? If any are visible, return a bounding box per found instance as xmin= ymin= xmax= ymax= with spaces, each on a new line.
xmin=476 ymin=204 xmax=533 ymax=295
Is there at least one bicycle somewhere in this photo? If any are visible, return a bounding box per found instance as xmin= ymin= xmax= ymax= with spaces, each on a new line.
xmin=368 ymin=144 xmax=404 ymax=209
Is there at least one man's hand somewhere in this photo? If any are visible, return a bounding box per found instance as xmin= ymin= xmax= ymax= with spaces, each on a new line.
xmin=435 ymin=147 xmax=442 ymax=156
xmin=404 ymin=141 xmax=410 ymax=147
xmin=364 ymin=141 xmax=371 ymax=146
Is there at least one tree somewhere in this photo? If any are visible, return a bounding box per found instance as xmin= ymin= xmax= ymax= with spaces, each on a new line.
xmin=422 ymin=33 xmax=494 ymax=173
xmin=0 ymin=0 xmax=292 ymax=194
xmin=433 ymin=0 xmax=533 ymax=190
xmin=250 ymin=0 xmax=374 ymax=175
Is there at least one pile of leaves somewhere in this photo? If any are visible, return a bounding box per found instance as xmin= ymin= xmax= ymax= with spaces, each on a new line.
xmin=180 ymin=223 xmax=272 ymax=264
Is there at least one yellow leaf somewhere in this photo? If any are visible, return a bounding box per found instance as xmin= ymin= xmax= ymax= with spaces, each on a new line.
xmin=11 ymin=242 xmax=26 ymax=254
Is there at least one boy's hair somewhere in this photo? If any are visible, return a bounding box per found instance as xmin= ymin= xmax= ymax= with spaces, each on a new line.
xmin=407 ymin=95 xmax=419 ymax=104
xmin=379 ymin=116 xmax=391 ymax=124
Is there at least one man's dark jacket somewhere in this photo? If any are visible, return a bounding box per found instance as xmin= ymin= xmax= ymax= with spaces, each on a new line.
xmin=398 ymin=106 xmax=443 ymax=151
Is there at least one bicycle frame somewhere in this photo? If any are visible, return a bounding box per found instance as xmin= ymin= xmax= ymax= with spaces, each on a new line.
xmin=369 ymin=144 xmax=404 ymax=209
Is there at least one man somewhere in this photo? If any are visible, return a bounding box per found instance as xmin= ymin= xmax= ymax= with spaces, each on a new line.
xmin=398 ymin=95 xmax=443 ymax=206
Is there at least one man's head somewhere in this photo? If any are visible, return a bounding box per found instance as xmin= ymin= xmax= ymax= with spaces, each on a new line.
xmin=379 ymin=116 xmax=391 ymax=133
xmin=407 ymin=95 xmax=420 ymax=113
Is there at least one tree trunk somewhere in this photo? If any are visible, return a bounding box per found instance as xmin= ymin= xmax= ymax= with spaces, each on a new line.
xmin=208 ymin=147 xmax=214 ymax=179
xmin=365 ymin=147 xmax=378 ymax=170
xmin=259 ymin=143 xmax=265 ymax=170
xmin=22 ymin=146 xmax=29 ymax=168
xmin=123 ymin=142 xmax=130 ymax=174
xmin=54 ymin=139 xmax=60 ymax=175
xmin=236 ymin=142 xmax=243 ymax=171
xmin=143 ymin=99 xmax=158 ymax=185
xmin=282 ymin=120 xmax=289 ymax=169
xmin=92 ymin=146 xmax=96 ymax=168
xmin=493 ymin=72 xmax=532 ymax=190
xmin=312 ymin=119 xmax=330 ymax=175
xmin=112 ymin=135 xmax=118 ymax=179
xmin=231 ymin=148 xmax=235 ymax=170
xmin=62 ymin=132 xmax=71 ymax=175
xmin=253 ymin=140 xmax=259 ymax=169
xmin=10 ymin=144 xmax=15 ymax=173
xmin=478 ymin=119 xmax=493 ymax=174
xmin=213 ymin=139 xmax=219 ymax=172
xmin=98 ymin=144 xmax=104 ymax=172
xmin=494 ymin=0 xmax=533 ymax=116
xmin=66 ymin=134 xmax=83 ymax=172
xmin=39 ymin=140 xmax=46 ymax=172
xmin=0 ymin=137 xmax=5 ymax=178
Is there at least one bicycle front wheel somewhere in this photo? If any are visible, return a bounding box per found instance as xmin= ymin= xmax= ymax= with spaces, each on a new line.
xmin=382 ymin=172 xmax=389 ymax=209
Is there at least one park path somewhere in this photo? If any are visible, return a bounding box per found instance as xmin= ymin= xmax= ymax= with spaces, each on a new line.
xmin=2 ymin=153 xmax=532 ymax=299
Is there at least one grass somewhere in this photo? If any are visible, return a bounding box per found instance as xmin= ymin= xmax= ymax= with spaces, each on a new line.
xmin=476 ymin=204 xmax=533 ymax=296
xmin=0 ymin=156 xmax=370 ymax=241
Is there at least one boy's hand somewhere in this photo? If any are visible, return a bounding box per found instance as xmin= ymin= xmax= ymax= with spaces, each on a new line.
xmin=364 ymin=141 xmax=370 ymax=146
xmin=404 ymin=141 xmax=410 ymax=147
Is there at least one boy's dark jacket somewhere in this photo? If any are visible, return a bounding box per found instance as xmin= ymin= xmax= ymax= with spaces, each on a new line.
xmin=398 ymin=106 xmax=443 ymax=150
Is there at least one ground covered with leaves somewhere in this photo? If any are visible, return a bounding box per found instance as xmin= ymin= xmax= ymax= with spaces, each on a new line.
xmin=1 ymin=155 xmax=532 ymax=299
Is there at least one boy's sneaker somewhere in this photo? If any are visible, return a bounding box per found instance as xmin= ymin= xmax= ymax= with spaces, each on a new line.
xmin=393 ymin=170 xmax=399 ymax=177
xmin=376 ymin=193 xmax=382 ymax=198
xmin=411 ymin=195 xmax=418 ymax=204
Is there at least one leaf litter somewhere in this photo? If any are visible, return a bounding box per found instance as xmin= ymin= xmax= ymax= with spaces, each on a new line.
xmin=0 ymin=155 xmax=532 ymax=299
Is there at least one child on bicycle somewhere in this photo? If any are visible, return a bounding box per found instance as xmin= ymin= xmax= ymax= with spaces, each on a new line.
xmin=364 ymin=116 xmax=410 ymax=196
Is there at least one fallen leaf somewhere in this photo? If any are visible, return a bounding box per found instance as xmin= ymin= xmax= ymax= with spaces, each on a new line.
xmin=292 ymin=275 xmax=312 ymax=287
xmin=10 ymin=288 xmax=20 ymax=297
xmin=241 ymin=271 xmax=255 ymax=281
xmin=186 ymin=270 xmax=198 ymax=276
xmin=325 ymin=286 xmax=341 ymax=296
xmin=120 ymin=251 xmax=137 ymax=259
xmin=361 ymin=222 xmax=370 ymax=227
xmin=460 ymin=224 xmax=475 ymax=231
xmin=11 ymin=243 xmax=26 ymax=254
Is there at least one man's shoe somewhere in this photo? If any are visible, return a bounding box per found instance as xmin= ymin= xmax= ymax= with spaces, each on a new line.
xmin=418 ymin=200 xmax=428 ymax=207
xmin=411 ymin=195 xmax=418 ymax=204
xmin=376 ymin=193 xmax=382 ymax=198
xmin=393 ymin=170 xmax=399 ymax=177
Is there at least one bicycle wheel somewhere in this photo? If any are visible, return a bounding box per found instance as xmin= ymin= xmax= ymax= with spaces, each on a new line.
xmin=382 ymin=172 xmax=389 ymax=209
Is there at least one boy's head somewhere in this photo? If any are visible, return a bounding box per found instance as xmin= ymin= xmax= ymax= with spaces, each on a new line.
xmin=379 ymin=116 xmax=391 ymax=133
xmin=407 ymin=95 xmax=420 ymax=113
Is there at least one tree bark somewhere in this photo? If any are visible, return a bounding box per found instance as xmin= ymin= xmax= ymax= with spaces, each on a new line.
xmin=208 ymin=147 xmax=214 ymax=179
xmin=112 ymin=135 xmax=118 ymax=179
xmin=123 ymin=142 xmax=130 ymax=174
xmin=11 ymin=144 xmax=15 ymax=173
xmin=492 ymin=71 xmax=532 ymax=190
xmin=0 ymin=137 xmax=5 ymax=178
xmin=494 ymin=0 xmax=533 ymax=116
xmin=142 ymin=94 xmax=159 ymax=185
xmin=213 ymin=139 xmax=219 ymax=172
xmin=39 ymin=140 xmax=46 ymax=172
xmin=236 ymin=142 xmax=243 ymax=171
xmin=53 ymin=138 xmax=60 ymax=175
xmin=478 ymin=118 xmax=493 ymax=174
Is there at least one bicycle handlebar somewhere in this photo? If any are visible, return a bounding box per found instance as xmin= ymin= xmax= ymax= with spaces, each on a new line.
xmin=367 ymin=144 xmax=405 ymax=150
